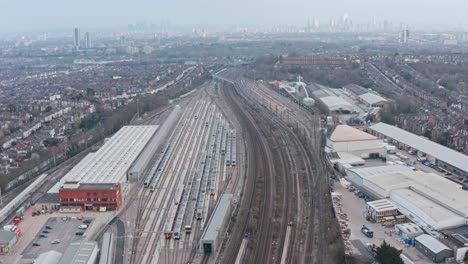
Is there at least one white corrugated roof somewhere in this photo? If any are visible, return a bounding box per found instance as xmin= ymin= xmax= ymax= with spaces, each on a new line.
xmin=61 ymin=126 xmax=158 ymax=184
xmin=359 ymin=92 xmax=388 ymax=104
xmin=319 ymin=96 xmax=355 ymax=112
xmin=370 ymin=122 xmax=468 ymax=172
xmin=367 ymin=199 xmax=398 ymax=212
xmin=395 ymin=223 xmax=423 ymax=235
xmin=415 ymin=234 xmax=451 ymax=253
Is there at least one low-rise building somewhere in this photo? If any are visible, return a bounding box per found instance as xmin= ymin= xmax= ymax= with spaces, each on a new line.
xmin=327 ymin=125 xmax=386 ymax=159
xmin=415 ymin=234 xmax=454 ymax=263
xmin=366 ymin=199 xmax=398 ymax=222
xmin=0 ymin=230 xmax=17 ymax=254
xmin=58 ymin=241 xmax=98 ymax=264
xmin=394 ymin=223 xmax=424 ymax=239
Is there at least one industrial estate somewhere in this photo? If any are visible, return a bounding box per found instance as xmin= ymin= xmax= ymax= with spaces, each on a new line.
xmin=1 ymin=12 xmax=468 ymax=264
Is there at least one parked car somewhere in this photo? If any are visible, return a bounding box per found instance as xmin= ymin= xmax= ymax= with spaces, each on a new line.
xmin=83 ymin=219 xmax=92 ymax=224
xmin=75 ymin=232 xmax=84 ymax=236
xmin=42 ymin=230 xmax=50 ymax=234
xmin=78 ymin=224 xmax=88 ymax=229
xmin=51 ymin=239 xmax=60 ymax=244
xmin=45 ymin=226 xmax=53 ymax=230
xmin=32 ymin=243 xmax=40 ymax=246
xmin=361 ymin=225 xmax=374 ymax=238
xmin=39 ymin=234 xmax=48 ymax=238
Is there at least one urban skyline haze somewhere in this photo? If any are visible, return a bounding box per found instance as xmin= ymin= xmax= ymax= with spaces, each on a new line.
xmin=1 ymin=0 xmax=467 ymax=33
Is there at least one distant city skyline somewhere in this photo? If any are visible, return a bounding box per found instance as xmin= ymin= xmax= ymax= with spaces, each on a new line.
xmin=0 ymin=0 xmax=467 ymax=33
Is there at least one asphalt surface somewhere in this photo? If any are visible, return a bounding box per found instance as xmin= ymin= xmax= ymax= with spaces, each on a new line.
xmin=115 ymin=218 xmax=125 ymax=264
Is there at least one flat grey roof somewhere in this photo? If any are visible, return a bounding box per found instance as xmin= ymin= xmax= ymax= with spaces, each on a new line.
xmin=319 ymin=96 xmax=355 ymax=112
xmin=0 ymin=231 xmax=16 ymax=243
xmin=201 ymin=193 xmax=233 ymax=241
xmin=370 ymin=122 xmax=468 ymax=172
xmin=58 ymin=241 xmax=97 ymax=264
xmin=60 ymin=126 xmax=158 ymax=184
xmin=416 ymin=234 xmax=451 ymax=253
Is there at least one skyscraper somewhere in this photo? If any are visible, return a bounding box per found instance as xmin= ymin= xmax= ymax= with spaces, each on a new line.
xmin=85 ymin=32 xmax=91 ymax=49
xmin=74 ymin=27 xmax=80 ymax=49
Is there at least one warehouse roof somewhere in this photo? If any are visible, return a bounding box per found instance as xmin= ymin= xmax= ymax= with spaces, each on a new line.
xmin=58 ymin=241 xmax=97 ymax=264
xmin=201 ymin=193 xmax=232 ymax=241
xmin=367 ymin=199 xmax=398 ymax=212
xmin=319 ymin=96 xmax=355 ymax=112
xmin=415 ymin=234 xmax=451 ymax=253
xmin=35 ymin=250 xmax=63 ymax=264
xmin=349 ymin=165 xmax=468 ymax=230
xmin=330 ymin=125 xmax=377 ymax=142
xmin=359 ymin=92 xmax=388 ymax=105
xmin=60 ymin=126 xmax=158 ymax=184
xmin=370 ymin=123 xmax=468 ymax=172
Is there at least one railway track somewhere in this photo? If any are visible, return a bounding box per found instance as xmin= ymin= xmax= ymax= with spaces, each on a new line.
xmin=217 ymin=70 xmax=331 ymax=264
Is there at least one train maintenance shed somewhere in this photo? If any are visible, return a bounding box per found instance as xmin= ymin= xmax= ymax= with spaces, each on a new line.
xmin=200 ymin=193 xmax=233 ymax=254
xmin=57 ymin=125 xmax=159 ymax=211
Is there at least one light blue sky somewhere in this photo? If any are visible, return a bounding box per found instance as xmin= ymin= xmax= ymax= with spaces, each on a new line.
xmin=0 ymin=0 xmax=466 ymax=32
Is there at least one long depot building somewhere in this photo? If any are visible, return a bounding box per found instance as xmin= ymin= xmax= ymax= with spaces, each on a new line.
xmin=369 ymin=122 xmax=468 ymax=178
xmin=58 ymin=125 xmax=159 ymax=211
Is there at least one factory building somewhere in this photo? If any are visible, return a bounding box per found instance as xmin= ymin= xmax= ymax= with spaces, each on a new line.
xmin=415 ymin=234 xmax=454 ymax=263
xmin=200 ymin=193 xmax=233 ymax=253
xmin=358 ymin=92 xmax=389 ymax=109
xmin=327 ymin=125 xmax=387 ymax=159
xmin=369 ymin=122 xmax=468 ymax=178
xmin=346 ymin=165 xmax=468 ymax=230
xmin=57 ymin=126 xmax=159 ymax=211
xmin=311 ymin=84 xmax=355 ymax=114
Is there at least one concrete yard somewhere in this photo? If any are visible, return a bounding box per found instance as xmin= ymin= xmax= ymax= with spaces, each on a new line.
xmin=334 ymin=182 xmax=430 ymax=263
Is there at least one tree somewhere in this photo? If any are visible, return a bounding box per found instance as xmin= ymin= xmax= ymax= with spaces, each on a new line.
xmin=375 ymin=240 xmax=404 ymax=264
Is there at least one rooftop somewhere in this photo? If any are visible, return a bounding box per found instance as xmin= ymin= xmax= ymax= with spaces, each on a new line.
xmin=359 ymin=92 xmax=388 ymax=104
xmin=395 ymin=223 xmax=424 ymax=235
xmin=367 ymin=199 xmax=398 ymax=212
xmin=58 ymin=241 xmax=97 ymax=264
xmin=201 ymin=193 xmax=232 ymax=241
xmin=370 ymin=122 xmax=468 ymax=172
xmin=348 ymin=165 xmax=468 ymax=230
xmin=330 ymin=125 xmax=377 ymax=142
xmin=415 ymin=234 xmax=451 ymax=253
xmin=0 ymin=230 xmax=16 ymax=243
xmin=35 ymin=250 xmax=63 ymax=264
xmin=60 ymin=126 xmax=158 ymax=184
xmin=319 ymin=96 xmax=355 ymax=112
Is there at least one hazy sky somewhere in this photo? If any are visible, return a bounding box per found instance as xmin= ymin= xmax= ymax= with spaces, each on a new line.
xmin=0 ymin=0 xmax=467 ymax=32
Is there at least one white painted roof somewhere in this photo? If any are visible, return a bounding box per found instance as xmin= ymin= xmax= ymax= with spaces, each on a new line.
xmin=395 ymin=223 xmax=423 ymax=235
xmin=349 ymin=165 xmax=468 ymax=230
xmin=367 ymin=199 xmax=398 ymax=212
xmin=359 ymin=92 xmax=388 ymax=104
xmin=415 ymin=234 xmax=451 ymax=253
xmin=370 ymin=122 xmax=468 ymax=172
xmin=61 ymin=126 xmax=158 ymax=184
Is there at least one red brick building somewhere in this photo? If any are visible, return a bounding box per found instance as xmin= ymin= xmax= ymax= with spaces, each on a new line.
xmin=59 ymin=182 xmax=122 ymax=211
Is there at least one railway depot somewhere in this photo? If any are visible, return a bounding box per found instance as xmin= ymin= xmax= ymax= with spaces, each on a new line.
xmin=56 ymin=125 xmax=160 ymax=211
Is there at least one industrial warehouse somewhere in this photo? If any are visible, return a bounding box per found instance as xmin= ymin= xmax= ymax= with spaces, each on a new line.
xmin=56 ymin=125 xmax=160 ymax=211
xmin=369 ymin=122 xmax=468 ymax=178
xmin=346 ymin=165 xmax=468 ymax=231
